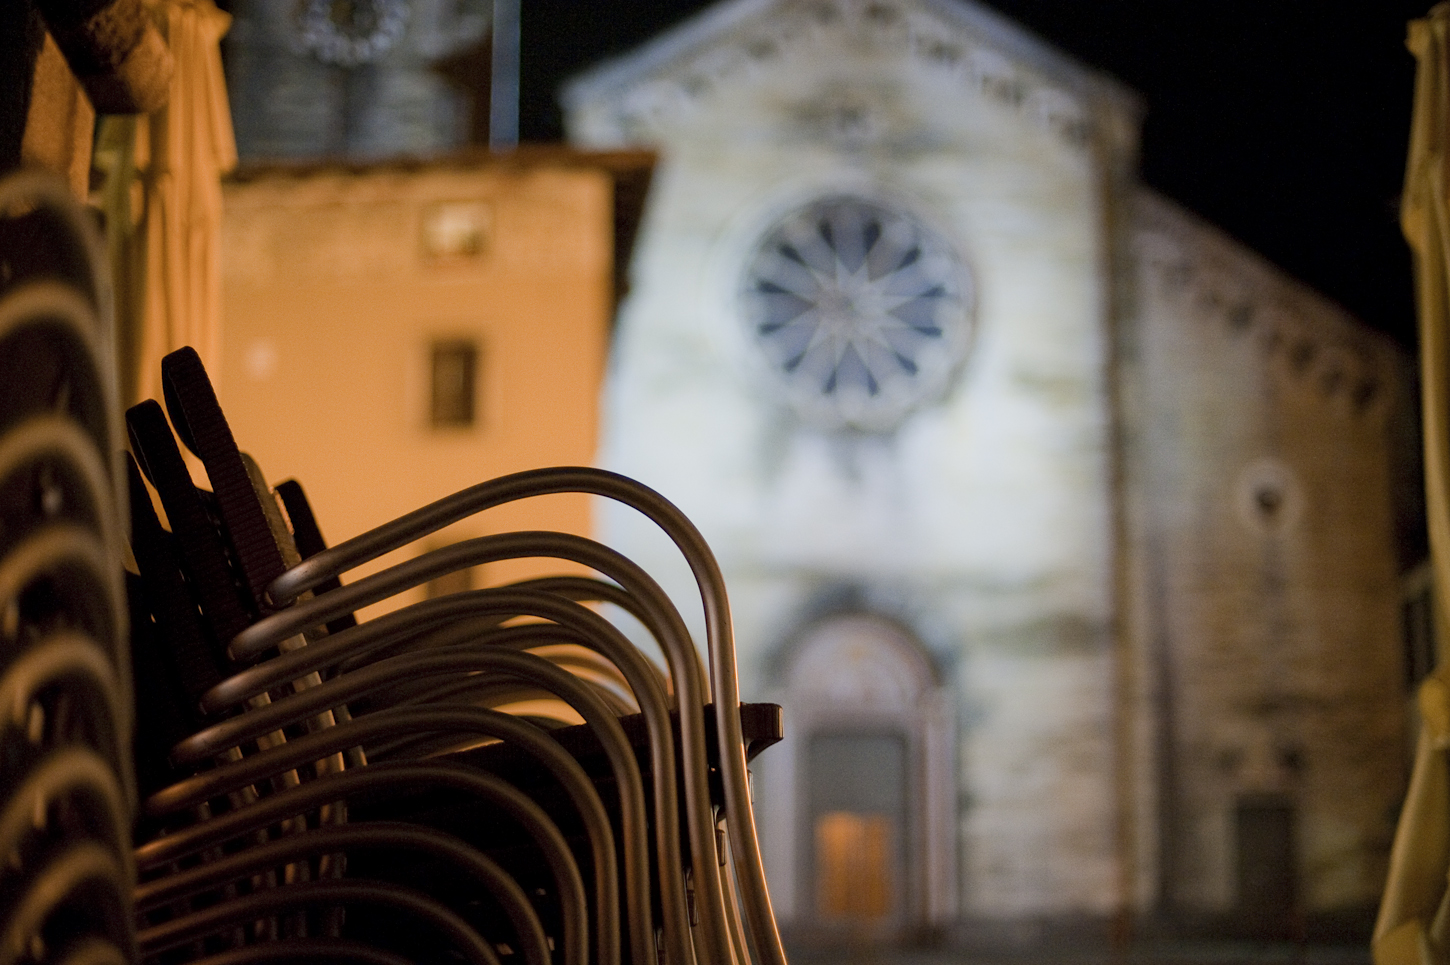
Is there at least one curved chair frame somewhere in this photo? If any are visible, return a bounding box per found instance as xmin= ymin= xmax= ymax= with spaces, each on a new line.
xmin=134 ymin=821 xmax=550 ymax=965
xmin=146 ymin=707 xmax=620 ymax=965
xmin=134 ymin=761 xmax=588 ymax=965
xmin=266 ymin=468 xmax=783 ymax=965
xmin=197 ymin=587 xmax=694 ymax=965
xmin=135 ymin=879 xmax=499 ymax=965
xmin=0 ymin=841 xmax=133 ymax=965
xmin=239 ymin=529 xmax=733 ymax=964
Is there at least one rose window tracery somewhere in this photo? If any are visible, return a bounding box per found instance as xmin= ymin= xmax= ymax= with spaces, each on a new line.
xmin=742 ymin=195 xmax=973 ymax=432
xmin=296 ymin=0 xmax=411 ymax=67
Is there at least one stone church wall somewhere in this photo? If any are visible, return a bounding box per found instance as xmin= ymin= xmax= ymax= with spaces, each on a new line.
xmin=566 ymin=0 xmax=1412 ymax=937
xmin=1121 ymin=192 xmax=1406 ymax=918
xmin=570 ymin=0 xmax=1143 ymax=923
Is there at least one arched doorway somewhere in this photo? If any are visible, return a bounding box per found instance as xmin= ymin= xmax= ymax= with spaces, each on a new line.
xmin=757 ymin=612 xmax=956 ymax=941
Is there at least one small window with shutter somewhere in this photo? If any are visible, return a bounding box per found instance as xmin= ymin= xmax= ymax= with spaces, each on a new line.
xmin=430 ymin=339 xmax=478 ymax=428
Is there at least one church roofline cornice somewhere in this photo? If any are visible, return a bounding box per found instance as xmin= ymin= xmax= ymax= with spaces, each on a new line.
xmin=1132 ymin=188 xmax=1375 ymax=341
xmin=561 ymin=0 xmax=1143 ymax=134
xmin=561 ymin=0 xmax=782 ymax=113
xmin=912 ymin=0 xmax=1141 ymax=117
xmin=1131 ymin=187 xmax=1407 ymax=418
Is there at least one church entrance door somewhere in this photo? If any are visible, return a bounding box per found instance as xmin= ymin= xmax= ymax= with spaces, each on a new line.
xmin=756 ymin=611 xmax=955 ymax=943
xmin=806 ymin=730 xmax=908 ymax=927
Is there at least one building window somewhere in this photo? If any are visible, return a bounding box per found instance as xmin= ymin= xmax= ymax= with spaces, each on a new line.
xmin=425 ymin=564 xmax=474 ymax=599
xmin=431 ymin=339 xmax=478 ymax=428
xmin=421 ymin=201 xmax=491 ymax=260
xmin=423 ymin=541 xmax=476 ymax=598
xmin=1403 ymin=562 xmax=1437 ymax=690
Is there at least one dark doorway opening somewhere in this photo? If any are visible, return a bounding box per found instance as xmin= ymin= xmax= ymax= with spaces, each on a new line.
xmin=1235 ymin=795 xmax=1298 ymax=937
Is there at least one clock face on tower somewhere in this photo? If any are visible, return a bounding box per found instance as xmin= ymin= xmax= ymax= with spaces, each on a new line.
xmin=741 ymin=195 xmax=974 ymax=433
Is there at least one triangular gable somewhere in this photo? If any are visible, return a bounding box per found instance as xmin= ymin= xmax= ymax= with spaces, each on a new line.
xmin=563 ymin=0 xmax=1141 ymax=154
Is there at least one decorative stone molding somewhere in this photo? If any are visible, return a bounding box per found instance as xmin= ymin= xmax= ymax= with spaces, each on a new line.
xmin=565 ymin=0 xmax=1129 ymax=152
xmin=1131 ymin=189 xmax=1394 ymax=419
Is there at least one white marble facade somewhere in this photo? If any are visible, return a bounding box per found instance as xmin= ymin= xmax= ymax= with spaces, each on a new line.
xmin=564 ymin=0 xmax=1409 ymax=937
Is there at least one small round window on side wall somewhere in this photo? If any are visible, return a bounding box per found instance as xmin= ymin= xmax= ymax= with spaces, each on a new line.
xmin=740 ymin=195 xmax=975 ymax=433
xmin=1234 ymin=457 xmax=1305 ymax=535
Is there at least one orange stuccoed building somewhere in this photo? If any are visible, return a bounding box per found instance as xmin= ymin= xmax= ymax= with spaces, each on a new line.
xmin=213 ymin=148 xmax=652 ymax=608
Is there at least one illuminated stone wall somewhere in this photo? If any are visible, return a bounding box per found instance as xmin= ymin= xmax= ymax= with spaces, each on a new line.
xmin=568 ymin=0 xmax=1140 ymax=924
xmin=565 ymin=0 xmax=1411 ymax=937
xmin=1121 ymin=192 xmax=1406 ymax=916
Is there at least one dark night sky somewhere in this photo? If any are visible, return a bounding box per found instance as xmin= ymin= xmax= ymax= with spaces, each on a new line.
xmin=519 ymin=1 xmax=1432 ymax=351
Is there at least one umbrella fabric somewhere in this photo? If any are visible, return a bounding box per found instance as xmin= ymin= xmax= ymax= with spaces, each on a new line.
xmin=1376 ymin=8 xmax=1450 ymax=965
xmin=20 ymin=33 xmax=95 ymax=198
xmin=134 ymin=0 xmax=236 ymax=407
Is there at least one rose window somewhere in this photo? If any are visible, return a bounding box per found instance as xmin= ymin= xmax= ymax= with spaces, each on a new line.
xmin=296 ymin=0 xmax=411 ymax=67
xmin=742 ymin=195 xmax=973 ymax=432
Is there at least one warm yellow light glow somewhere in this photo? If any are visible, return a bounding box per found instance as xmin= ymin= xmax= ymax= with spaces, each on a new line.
xmin=815 ymin=811 xmax=893 ymax=920
xmin=217 ymin=162 xmax=617 ymax=609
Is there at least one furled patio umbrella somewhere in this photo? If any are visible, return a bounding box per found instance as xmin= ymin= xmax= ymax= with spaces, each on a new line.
xmin=1375 ymin=7 xmax=1450 ymax=965
xmin=132 ymin=0 xmax=236 ymax=407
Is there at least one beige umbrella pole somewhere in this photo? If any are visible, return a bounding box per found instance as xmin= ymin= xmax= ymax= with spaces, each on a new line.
xmin=94 ymin=115 xmax=145 ymax=407
xmin=133 ymin=0 xmax=237 ymax=409
xmin=1412 ymin=7 xmax=1450 ymax=670
xmin=1375 ymin=9 xmax=1450 ymax=965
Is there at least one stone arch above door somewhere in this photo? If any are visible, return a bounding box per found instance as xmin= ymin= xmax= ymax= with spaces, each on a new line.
xmin=785 ymin=613 xmax=940 ymax=710
xmin=757 ymin=611 xmax=957 ymax=940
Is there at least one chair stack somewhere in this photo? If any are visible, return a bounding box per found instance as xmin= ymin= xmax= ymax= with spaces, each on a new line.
xmin=0 ymin=170 xmax=137 ymax=965
xmin=0 ymin=165 xmax=789 ymax=965
xmin=122 ymin=349 xmax=788 ymax=965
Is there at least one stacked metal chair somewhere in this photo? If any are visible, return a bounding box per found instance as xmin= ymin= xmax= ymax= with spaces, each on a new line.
xmin=0 ymin=170 xmax=137 ymax=965
xmin=124 ymin=346 xmax=788 ymax=965
xmin=120 ymin=349 xmax=786 ymax=963
xmin=0 ymin=165 xmax=789 ymax=965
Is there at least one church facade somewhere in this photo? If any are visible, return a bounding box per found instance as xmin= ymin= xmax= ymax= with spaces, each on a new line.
xmin=563 ymin=0 xmax=1412 ymax=942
